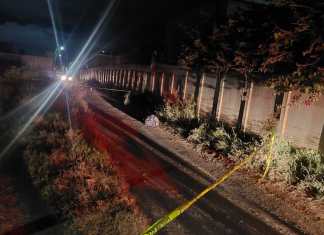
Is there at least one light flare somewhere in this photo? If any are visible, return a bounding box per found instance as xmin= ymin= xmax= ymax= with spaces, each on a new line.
xmin=0 ymin=82 xmax=63 ymax=161
xmin=47 ymin=0 xmax=63 ymax=66
xmin=68 ymin=0 xmax=118 ymax=76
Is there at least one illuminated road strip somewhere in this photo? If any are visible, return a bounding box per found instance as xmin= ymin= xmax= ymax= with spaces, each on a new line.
xmin=142 ymin=135 xmax=275 ymax=235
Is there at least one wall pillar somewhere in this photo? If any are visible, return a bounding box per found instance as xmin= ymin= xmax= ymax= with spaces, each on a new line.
xmin=182 ymin=71 xmax=189 ymax=100
xmin=142 ymin=72 xmax=148 ymax=92
xmin=151 ymin=72 xmax=156 ymax=92
xmin=196 ymin=73 xmax=205 ymax=118
xmin=170 ymin=72 xmax=175 ymax=95
xmin=127 ymin=70 xmax=131 ymax=88
xmin=160 ymin=72 xmax=165 ymax=96
xmin=277 ymin=91 xmax=292 ymax=139
xmin=211 ymin=74 xmax=225 ymax=121
xmin=242 ymin=81 xmax=254 ymax=132
xmin=131 ymin=71 xmax=136 ymax=90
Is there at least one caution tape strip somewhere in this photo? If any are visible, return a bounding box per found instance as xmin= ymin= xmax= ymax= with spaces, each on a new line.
xmin=263 ymin=133 xmax=275 ymax=179
xmin=141 ymin=149 xmax=257 ymax=234
xmin=142 ymin=133 xmax=275 ymax=235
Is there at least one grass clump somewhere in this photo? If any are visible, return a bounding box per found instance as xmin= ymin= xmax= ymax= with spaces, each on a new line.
xmin=252 ymin=139 xmax=324 ymax=199
xmin=157 ymin=97 xmax=262 ymax=160
xmin=24 ymin=113 xmax=146 ymax=235
xmin=157 ymin=97 xmax=199 ymax=136
xmin=187 ymin=122 xmax=262 ymax=160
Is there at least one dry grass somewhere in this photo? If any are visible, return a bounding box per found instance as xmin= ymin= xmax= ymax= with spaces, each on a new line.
xmin=24 ymin=113 xmax=147 ymax=235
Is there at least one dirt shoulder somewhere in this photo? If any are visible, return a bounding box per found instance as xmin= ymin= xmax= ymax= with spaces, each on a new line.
xmin=0 ymin=174 xmax=26 ymax=235
xmin=88 ymin=89 xmax=324 ymax=235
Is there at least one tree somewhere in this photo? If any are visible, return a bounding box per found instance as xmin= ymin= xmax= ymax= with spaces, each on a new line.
xmin=261 ymin=0 xmax=324 ymax=104
xmin=179 ymin=0 xmax=324 ymax=105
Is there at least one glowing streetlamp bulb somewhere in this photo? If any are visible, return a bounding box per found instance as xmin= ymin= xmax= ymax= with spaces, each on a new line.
xmin=68 ymin=76 xmax=73 ymax=81
xmin=61 ymin=75 xmax=67 ymax=81
xmin=60 ymin=46 xmax=65 ymax=51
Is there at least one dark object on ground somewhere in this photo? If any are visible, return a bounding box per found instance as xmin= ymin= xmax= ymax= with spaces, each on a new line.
xmin=126 ymin=91 xmax=164 ymax=121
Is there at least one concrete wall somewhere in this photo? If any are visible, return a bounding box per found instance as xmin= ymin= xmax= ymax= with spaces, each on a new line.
xmin=200 ymin=75 xmax=216 ymax=116
xmin=220 ymin=75 xmax=242 ymax=125
xmin=246 ymin=84 xmax=275 ymax=133
xmin=79 ymin=65 xmax=324 ymax=152
xmin=284 ymin=92 xmax=324 ymax=150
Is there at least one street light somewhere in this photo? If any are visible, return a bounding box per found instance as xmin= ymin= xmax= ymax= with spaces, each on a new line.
xmin=60 ymin=46 xmax=65 ymax=51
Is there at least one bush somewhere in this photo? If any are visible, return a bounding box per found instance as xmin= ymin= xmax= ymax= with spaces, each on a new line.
xmin=187 ymin=122 xmax=262 ymax=160
xmin=157 ymin=97 xmax=263 ymax=160
xmin=24 ymin=113 xmax=147 ymax=234
xmin=157 ymin=97 xmax=199 ymax=136
xmin=251 ymin=139 xmax=324 ymax=199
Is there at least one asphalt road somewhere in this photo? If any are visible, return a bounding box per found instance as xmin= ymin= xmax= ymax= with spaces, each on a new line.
xmin=82 ymin=87 xmax=290 ymax=235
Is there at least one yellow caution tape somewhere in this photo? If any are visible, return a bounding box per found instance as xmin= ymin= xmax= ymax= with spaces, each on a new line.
xmin=142 ymin=133 xmax=275 ymax=235
xmin=141 ymin=149 xmax=257 ymax=235
xmin=262 ymin=133 xmax=275 ymax=179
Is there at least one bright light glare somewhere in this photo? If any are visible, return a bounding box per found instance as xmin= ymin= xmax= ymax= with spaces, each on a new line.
xmin=68 ymin=76 xmax=73 ymax=81
xmin=61 ymin=75 xmax=67 ymax=81
xmin=60 ymin=46 xmax=65 ymax=51
xmin=47 ymin=0 xmax=62 ymax=66
xmin=0 ymin=82 xmax=63 ymax=161
xmin=67 ymin=0 xmax=118 ymax=77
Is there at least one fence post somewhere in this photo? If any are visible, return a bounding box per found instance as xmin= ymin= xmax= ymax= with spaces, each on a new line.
xmin=119 ymin=69 xmax=123 ymax=87
xmin=121 ymin=69 xmax=125 ymax=88
xmin=131 ymin=71 xmax=136 ymax=90
xmin=137 ymin=72 xmax=142 ymax=91
xmin=126 ymin=70 xmax=131 ymax=88
xmin=195 ymin=73 xmax=205 ymax=118
xmin=242 ymin=81 xmax=254 ymax=132
xmin=160 ymin=72 xmax=165 ymax=96
xmin=211 ymin=73 xmax=226 ymax=121
xmin=182 ymin=71 xmax=189 ymax=100
xmin=116 ymin=69 xmax=119 ymax=86
xmin=142 ymin=72 xmax=148 ymax=93
xmin=113 ymin=70 xmax=116 ymax=85
xmin=216 ymin=77 xmax=225 ymax=122
xmin=170 ymin=72 xmax=175 ymax=95
xmin=278 ymin=91 xmax=292 ymax=139
xmin=151 ymin=71 xmax=156 ymax=92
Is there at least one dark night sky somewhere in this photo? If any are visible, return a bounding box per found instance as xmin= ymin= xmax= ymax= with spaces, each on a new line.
xmin=0 ymin=0 xmax=114 ymax=55
xmin=0 ymin=0 xmax=227 ymax=61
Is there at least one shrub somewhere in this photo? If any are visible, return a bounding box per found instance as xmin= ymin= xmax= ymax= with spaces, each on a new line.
xmin=157 ymin=97 xmax=199 ymax=136
xmin=187 ymin=122 xmax=262 ymax=160
xmin=157 ymin=97 xmax=263 ymax=160
xmin=251 ymin=138 xmax=324 ymax=199
xmin=24 ymin=113 xmax=147 ymax=234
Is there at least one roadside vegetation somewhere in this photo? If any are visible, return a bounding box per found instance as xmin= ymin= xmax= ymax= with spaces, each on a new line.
xmin=0 ymin=175 xmax=26 ymax=234
xmin=23 ymin=113 xmax=147 ymax=235
xmin=157 ymin=96 xmax=263 ymax=161
xmin=157 ymin=96 xmax=324 ymax=199
xmin=252 ymin=139 xmax=324 ymax=199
